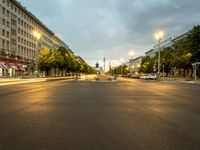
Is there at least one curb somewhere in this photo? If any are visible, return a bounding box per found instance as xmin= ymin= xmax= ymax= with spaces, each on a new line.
xmin=160 ymin=80 xmax=200 ymax=84
xmin=45 ymin=77 xmax=74 ymax=81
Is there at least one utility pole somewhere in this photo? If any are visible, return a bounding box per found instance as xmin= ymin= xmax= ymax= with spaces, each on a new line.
xmin=109 ymin=61 xmax=111 ymax=75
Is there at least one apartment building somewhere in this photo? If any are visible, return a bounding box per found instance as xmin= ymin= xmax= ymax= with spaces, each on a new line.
xmin=0 ymin=0 xmax=69 ymax=77
xmin=129 ymin=56 xmax=145 ymax=73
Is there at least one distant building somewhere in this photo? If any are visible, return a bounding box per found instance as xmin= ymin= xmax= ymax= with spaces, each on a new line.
xmin=145 ymin=49 xmax=154 ymax=58
xmin=129 ymin=56 xmax=145 ymax=73
xmin=172 ymin=32 xmax=188 ymax=44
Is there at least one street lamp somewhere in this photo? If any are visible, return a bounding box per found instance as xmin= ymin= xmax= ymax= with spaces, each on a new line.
xmin=32 ymin=30 xmax=41 ymax=78
xmin=129 ymin=51 xmax=135 ymax=59
xmin=155 ymin=31 xmax=164 ymax=80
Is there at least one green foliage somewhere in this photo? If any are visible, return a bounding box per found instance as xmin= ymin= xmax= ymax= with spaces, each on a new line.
xmin=38 ymin=47 xmax=94 ymax=76
xmin=140 ymin=25 xmax=200 ymax=77
xmin=187 ymin=25 xmax=200 ymax=62
xmin=160 ymin=47 xmax=177 ymax=76
xmin=139 ymin=56 xmax=155 ymax=73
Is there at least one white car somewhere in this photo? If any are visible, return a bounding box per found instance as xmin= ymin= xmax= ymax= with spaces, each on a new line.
xmin=149 ymin=73 xmax=157 ymax=80
xmin=141 ymin=74 xmax=150 ymax=80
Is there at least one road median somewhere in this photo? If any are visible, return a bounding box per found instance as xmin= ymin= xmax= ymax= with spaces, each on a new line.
xmin=0 ymin=77 xmax=74 ymax=86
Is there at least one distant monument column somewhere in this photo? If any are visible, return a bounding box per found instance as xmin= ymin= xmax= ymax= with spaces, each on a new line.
xmin=103 ymin=57 xmax=106 ymax=72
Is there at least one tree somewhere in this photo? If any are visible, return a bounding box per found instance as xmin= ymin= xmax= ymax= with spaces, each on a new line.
xmin=139 ymin=56 xmax=155 ymax=73
xmin=38 ymin=48 xmax=52 ymax=76
xmin=38 ymin=46 xmax=94 ymax=76
xmin=187 ymin=25 xmax=200 ymax=63
xmin=160 ymin=47 xmax=177 ymax=77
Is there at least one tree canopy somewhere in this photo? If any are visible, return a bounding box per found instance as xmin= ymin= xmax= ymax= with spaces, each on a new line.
xmin=139 ymin=25 xmax=200 ymax=77
xmin=38 ymin=47 xmax=95 ymax=76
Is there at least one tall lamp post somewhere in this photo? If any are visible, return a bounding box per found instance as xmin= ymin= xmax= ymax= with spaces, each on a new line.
xmin=103 ymin=57 xmax=106 ymax=72
xmin=32 ymin=30 xmax=41 ymax=78
xmin=155 ymin=31 xmax=164 ymax=80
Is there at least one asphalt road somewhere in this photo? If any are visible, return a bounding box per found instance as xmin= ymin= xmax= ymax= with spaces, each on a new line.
xmin=0 ymin=78 xmax=200 ymax=150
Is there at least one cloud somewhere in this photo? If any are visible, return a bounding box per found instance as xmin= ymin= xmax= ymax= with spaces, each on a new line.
xmin=18 ymin=0 xmax=200 ymax=67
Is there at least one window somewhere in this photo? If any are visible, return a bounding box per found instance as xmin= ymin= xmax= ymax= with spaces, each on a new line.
xmin=2 ymin=7 xmax=5 ymax=15
xmin=11 ymin=39 xmax=16 ymax=45
xmin=2 ymin=19 xmax=5 ymax=25
xmin=2 ymin=30 xmax=5 ymax=36
xmin=11 ymin=29 xmax=16 ymax=36
xmin=6 ymin=41 xmax=9 ymax=49
xmin=2 ymin=40 xmax=5 ymax=47
xmin=7 ymin=1 xmax=10 ymax=7
xmin=6 ymin=31 xmax=9 ymax=38
xmin=11 ymin=19 xmax=16 ymax=26
xmin=6 ymin=21 xmax=9 ymax=27
xmin=6 ymin=10 xmax=9 ymax=18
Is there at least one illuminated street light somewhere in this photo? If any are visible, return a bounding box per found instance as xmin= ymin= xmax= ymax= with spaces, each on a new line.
xmin=155 ymin=31 xmax=164 ymax=80
xmin=129 ymin=51 xmax=135 ymax=59
xmin=33 ymin=30 xmax=41 ymax=40
xmin=32 ymin=30 xmax=42 ymax=77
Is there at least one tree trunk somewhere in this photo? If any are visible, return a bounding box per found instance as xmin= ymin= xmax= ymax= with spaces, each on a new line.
xmin=165 ymin=72 xmax=169 ymax=77
xmin=62 ymin=68 xmax=64 ymax=77
xmin=183 ymin=68 xmax=186 ymax=77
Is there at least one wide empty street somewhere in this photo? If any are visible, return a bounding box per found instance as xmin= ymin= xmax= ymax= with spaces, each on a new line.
xmin=0 ymin=78 xmax=200 ymax=150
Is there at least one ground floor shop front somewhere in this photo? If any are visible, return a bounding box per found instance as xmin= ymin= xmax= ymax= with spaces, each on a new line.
xmin=0 ymin=60 xmax=31 ymax=77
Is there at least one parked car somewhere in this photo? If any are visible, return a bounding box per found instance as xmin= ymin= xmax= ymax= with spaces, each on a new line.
xmin=131 ymin=74 xmax=140 ymax=78
xmin=127 ymin=73 xmax=132 ymax=78
xmin=141 ymin=74 xmax=150 ymax=80
xmin=149 ymin=73 xmax=157 ymax=80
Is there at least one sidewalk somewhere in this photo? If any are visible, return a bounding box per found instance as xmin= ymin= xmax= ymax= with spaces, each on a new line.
xmin=0 ymin=77 xmax=74 ymax=86
xmin=160 ymin=77 xmax=200 ymax=84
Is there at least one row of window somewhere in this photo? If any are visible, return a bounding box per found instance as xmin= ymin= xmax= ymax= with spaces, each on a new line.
xmin=1 ymin=39 xmax=9 ymax=49
xmin=1 ymin=1 xmax=39 ymax=28
xmin=18 ymin=36 xmax=36 ymax=48
xmin=1 ymin=18 xmax=10 ymax=27
xmin=1 ymin=2 xmax=63 ymax=49
xmin=2 ymin=29 xmax=9 ymax=38
xmin=1 ymin=44 xmax=36 ymax=59
xmin=17 ymin=45 xmax=36 ymax=59
xmin=18 ymin=27 xmax=36 ymax=41
xmin=2 ymin=29 xmax=36 ymax=50
xmin=1 ymin=1 xmax=52 ymax=38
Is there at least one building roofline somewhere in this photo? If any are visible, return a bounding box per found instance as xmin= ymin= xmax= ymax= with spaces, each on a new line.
xmin=172 ymin=31 xmax=188 ymax=42
xmin=145 ymin=49 xmax=154 ymax=54
xmin=129 ymin=56 xmax=145 ymax=62
xmin=10 ymin=0 xmax=55 ymax=35
xmin=10 ymin=0 xmax=68 ymax=46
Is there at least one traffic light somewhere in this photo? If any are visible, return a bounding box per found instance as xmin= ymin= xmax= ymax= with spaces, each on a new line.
xmin=96 ymin=63 xmax=99 ymax=68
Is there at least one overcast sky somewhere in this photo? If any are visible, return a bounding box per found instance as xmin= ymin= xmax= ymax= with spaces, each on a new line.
xmin=18 ymin=0 xmax=200 ymax=68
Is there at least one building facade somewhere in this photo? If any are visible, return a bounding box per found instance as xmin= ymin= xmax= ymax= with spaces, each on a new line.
xmin=129 ymin=56 xmax=145 ymax=73
xmin=0 ymin=0 xmax=68 ymax=77
xmin=145 ymin=35 xmax=177 ymax=58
